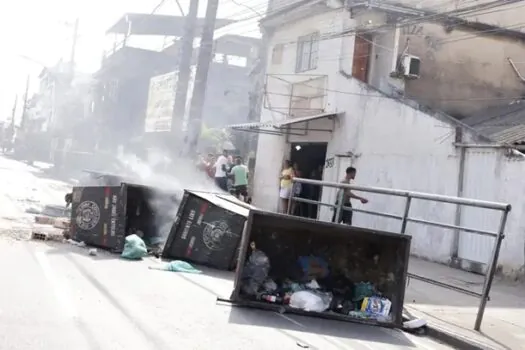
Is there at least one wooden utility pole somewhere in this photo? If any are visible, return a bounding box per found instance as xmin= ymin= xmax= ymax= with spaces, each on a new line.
xmin=10 ymin=95 xmax=18 ymax=128
xmin=184 ymin=0 xmax=220 ymax=155
xmin=20 ymin=75 xmax=30 ymax=132
xmin=171 ymin=0 xmax=200 ymax=138
xmin=69 ymin=18 xmax=80 ymax=80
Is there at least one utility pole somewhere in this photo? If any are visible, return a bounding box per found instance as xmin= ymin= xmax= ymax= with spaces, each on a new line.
xmin=20 ymin=75 xmax=30 ymax=132
xmin=184 ymin=0 xmax=220 ymax=155
xmin=171 ymin=0 xmax=200 ymax=140
xmin=69 ymin=18 xmax=80 ymax=82
xmin=10 ymin=95 xmax=18 ymax=128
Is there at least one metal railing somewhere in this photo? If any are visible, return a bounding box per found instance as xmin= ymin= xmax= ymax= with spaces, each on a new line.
xmin=288 ymin=177 xmax=511 ymax=331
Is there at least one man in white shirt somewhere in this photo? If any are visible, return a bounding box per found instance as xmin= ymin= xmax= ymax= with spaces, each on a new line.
xmin=214 ymin=149 xmax=230 ymax=191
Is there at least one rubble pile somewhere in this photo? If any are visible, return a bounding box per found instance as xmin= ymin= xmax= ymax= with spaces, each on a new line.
xmin=31 ymin=205 xmax=71 ymax=242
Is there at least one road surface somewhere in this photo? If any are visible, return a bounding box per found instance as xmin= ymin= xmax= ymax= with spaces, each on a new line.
xmin=0 ymin=239 xmax=452 ymax=350
xmin=0 ymin=156 xmax=69 ymax=239
xmin=0 ymin=156 xmax=453 ymax=349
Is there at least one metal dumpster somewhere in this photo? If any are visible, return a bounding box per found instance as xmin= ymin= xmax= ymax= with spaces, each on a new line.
xmin=162 ymin=190 xmax=255 ymax=270
xmin=70 ymin=183 xmax=179 ymax=252
xmin=225 ymin=210 xmax=411 ymax=328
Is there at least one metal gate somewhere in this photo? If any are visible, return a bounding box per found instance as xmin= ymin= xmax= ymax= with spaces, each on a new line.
xmin=288 ymin=177 xmax=511 ymax=331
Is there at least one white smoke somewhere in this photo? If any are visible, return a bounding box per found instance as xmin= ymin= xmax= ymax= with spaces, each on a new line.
xmin=115 ymin=148 xmax=219 ymax=240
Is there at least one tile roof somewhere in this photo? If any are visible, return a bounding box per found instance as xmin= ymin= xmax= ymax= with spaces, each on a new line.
xmin=462 ymin=100 xmax=525 ymax=144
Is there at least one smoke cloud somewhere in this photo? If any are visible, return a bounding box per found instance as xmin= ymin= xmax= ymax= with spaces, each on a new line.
xmin=115 ymin=148 xmax=219 ymax=240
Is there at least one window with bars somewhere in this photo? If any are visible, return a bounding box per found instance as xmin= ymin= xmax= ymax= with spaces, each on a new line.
xmin=295 ymin=32 xmax=320 ymax=73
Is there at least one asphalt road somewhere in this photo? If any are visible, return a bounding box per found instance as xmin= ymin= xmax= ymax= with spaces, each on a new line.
xmin=0 ymin=155 xmax=453 ymax=349
xmin=0 ymin=238 xmax=452 ymax=350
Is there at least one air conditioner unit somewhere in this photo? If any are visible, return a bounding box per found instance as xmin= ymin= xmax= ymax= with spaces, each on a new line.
xmin=401 ymin=54 xmax=421 ymax=79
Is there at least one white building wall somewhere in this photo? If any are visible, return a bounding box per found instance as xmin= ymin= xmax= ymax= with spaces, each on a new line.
xmin=254 ymin=6 xmax=525 ymax=273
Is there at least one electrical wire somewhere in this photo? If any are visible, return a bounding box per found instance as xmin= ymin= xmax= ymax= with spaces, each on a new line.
xmin=97 ymin=0 xmax=525 ymax=108
xmin=238 ymin=1 xmax=525 ymax=67
xmin=173 ymin=0 xmax=185 ymax=16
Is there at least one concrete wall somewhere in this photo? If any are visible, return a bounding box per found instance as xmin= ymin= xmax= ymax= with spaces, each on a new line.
xmin=254 ymin=5 xmax=525 ymax=275
xmin=400 ymin=22 xmax=525 ymax=118
xmin=266 ymin=1 xmax=525 ymax=117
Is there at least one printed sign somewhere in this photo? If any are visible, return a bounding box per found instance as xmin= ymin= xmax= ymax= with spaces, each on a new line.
xmin=145 ymin=72 xmax=177 ymax=133
xmin=75 ymin=201 xmax=101 ymax=231
xmin=110 ymin=194 xmax=117 ymax=236
xmin=202 ymin=220 xmax=238 ymax=251
xmin=145 ymin=67 xmax=195 ymax=133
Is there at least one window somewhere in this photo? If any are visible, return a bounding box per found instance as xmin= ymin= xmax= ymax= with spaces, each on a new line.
xmin=271 ymin=44 xmax=284 ymax=64
xmin=295 ymin=32 xmax=320 ymax=72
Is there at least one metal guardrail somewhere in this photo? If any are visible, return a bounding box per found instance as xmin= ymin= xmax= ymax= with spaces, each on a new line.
xmin=288 ymin=177 xmax=511 ymax=331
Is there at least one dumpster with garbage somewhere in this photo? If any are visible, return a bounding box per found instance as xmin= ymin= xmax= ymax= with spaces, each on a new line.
xmin=223 ymin=210 xmax=411 ymax=328
xmin=70 ymin=183 xmax=179 ymax=252
xmin=162 ymin=190 xmax=255 ymax=270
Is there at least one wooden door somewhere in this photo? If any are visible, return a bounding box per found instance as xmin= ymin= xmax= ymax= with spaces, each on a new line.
xmin=352 ymin=34 xmax=372 ymax=83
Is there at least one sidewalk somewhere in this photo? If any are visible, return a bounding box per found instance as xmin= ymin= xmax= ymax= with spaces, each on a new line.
xmin=406 ymin=257 xmax=525 ymax=350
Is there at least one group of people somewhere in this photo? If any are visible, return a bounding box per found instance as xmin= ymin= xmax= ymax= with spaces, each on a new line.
xmin=279 ymin=160 xmax=368 ymax=226
xmin=199 ymin=150 xmax=250 ymax=203
xmin=199 ymin=152 xmax=369 ymax=224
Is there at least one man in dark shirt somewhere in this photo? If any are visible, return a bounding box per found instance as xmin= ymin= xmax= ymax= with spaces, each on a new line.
xmin=332 ymin=166 xmax=368 ymax=225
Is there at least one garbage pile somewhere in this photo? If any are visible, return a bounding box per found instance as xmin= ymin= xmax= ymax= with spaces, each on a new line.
xmin=239 ymin=242 xmax=395 ymax=323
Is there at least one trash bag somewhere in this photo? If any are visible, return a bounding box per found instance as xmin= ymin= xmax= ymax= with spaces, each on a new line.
xmin=298 ymin=256 xmax=329 ymax=281
xmin=149 ymin=260 xmax=202 ymax=274
xmin=241 ymin=249 xmax=271 ymax=296
xmin=289 ymin=290 xmax=333 ymax=312
xmin=121 ymin=234 xmax=148 ymax=260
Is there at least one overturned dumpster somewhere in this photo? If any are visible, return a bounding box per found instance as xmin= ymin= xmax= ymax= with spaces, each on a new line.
xmin=223 ymin=210 xmax=411 ymax=328
xmin=70 ymin=183 xmax=179 ymax=252
xmin=162 ymin=190 xmax=255 ymax=270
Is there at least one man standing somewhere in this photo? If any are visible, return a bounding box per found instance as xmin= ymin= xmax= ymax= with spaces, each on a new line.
xmin=332 ymin=166 xmax=368 ymax=225
xmin=213 ymin=149 xmax=229 ymax=191
xmin=230 ymin=157 xmax=249 ymax=202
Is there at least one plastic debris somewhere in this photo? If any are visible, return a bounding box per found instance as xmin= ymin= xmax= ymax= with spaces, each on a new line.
xmin=66 ymin=239 xmax=86 ymax=247
xmin=289 ymin=290 xmax=333 ymax=312
xmin=88 ymin=248 xmax=98 ymax=256
xmin=149 ymin=260 xmax=202 ymax=274
xmin=121 ymin=234 xmax=148 ymax=260
xmin=241 ymin=248 xmax=271 ymax=296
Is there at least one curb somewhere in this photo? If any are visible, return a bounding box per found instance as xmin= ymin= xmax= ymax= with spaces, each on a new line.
xmin=425 ymin=324 xmax=489 ymax=350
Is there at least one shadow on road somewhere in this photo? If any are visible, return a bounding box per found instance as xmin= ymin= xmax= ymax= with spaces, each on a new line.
xmin=226 ymin=304 xmax=418 ymax=348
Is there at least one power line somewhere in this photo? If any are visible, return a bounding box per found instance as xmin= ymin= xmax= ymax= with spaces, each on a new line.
xmin=264 ymin=83 xmax=525 ymax=102
xmin=261 ymin=0 xmax=523 ymax=48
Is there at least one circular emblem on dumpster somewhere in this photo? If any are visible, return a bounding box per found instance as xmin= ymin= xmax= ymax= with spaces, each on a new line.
xmin=202 ymin=220 xmax=237 ymax=251
xmin=75 ymin=201 xmax=101 ymax=231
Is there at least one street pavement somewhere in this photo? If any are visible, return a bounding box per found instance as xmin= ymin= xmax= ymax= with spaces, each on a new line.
xmin=0 ymin=156 xmax=70 ymax=239
xmin=0 ymin=238 xmax=452 ymax=350
xmin=0 ymin=155 xmax=452 ymax=349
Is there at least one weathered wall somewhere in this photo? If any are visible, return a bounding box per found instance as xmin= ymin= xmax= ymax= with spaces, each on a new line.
xmin=254 ymin=4 xmax=525 ymax=275
xmin=400 ymin=22 xmax=525 ymax=118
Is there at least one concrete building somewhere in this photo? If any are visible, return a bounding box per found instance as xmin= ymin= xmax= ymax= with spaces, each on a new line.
xmin=235 ymin=0 xmax=525 ymax=277
xmin=143 ymin=34 xmax=261 ymax=152
xmin=91 ymin=13 xmax=243 ymax=153
xmin=266 ymin=0 xmax=525 ymax=118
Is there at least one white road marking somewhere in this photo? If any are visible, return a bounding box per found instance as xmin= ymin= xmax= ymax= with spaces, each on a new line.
xmin=35 ymin=251 xmax=77 ymax=318
xmin=276 ymin=313 xmax=306 ymax=328
xmin=276 ymin=312 xmax=375 ymax=350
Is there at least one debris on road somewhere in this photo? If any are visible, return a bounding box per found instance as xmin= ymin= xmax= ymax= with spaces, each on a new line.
xmin=31 ymin=225 xmax=66 ymax=242
xmin=121 ymin=234 xmax=148 ymax=260
xmin=149 ymin=260 xmax=202 ymax=274
xmin=65 ymin=239 xmax=86 ymax=247
xmin=88 ymin=248 xmax=98 ymax=256
xmin=35 ymin=216 xmax=55 ymax=225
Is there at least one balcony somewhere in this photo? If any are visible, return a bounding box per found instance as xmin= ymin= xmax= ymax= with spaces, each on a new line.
xmin=264 ymin=74 xmax=328 ymax=118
